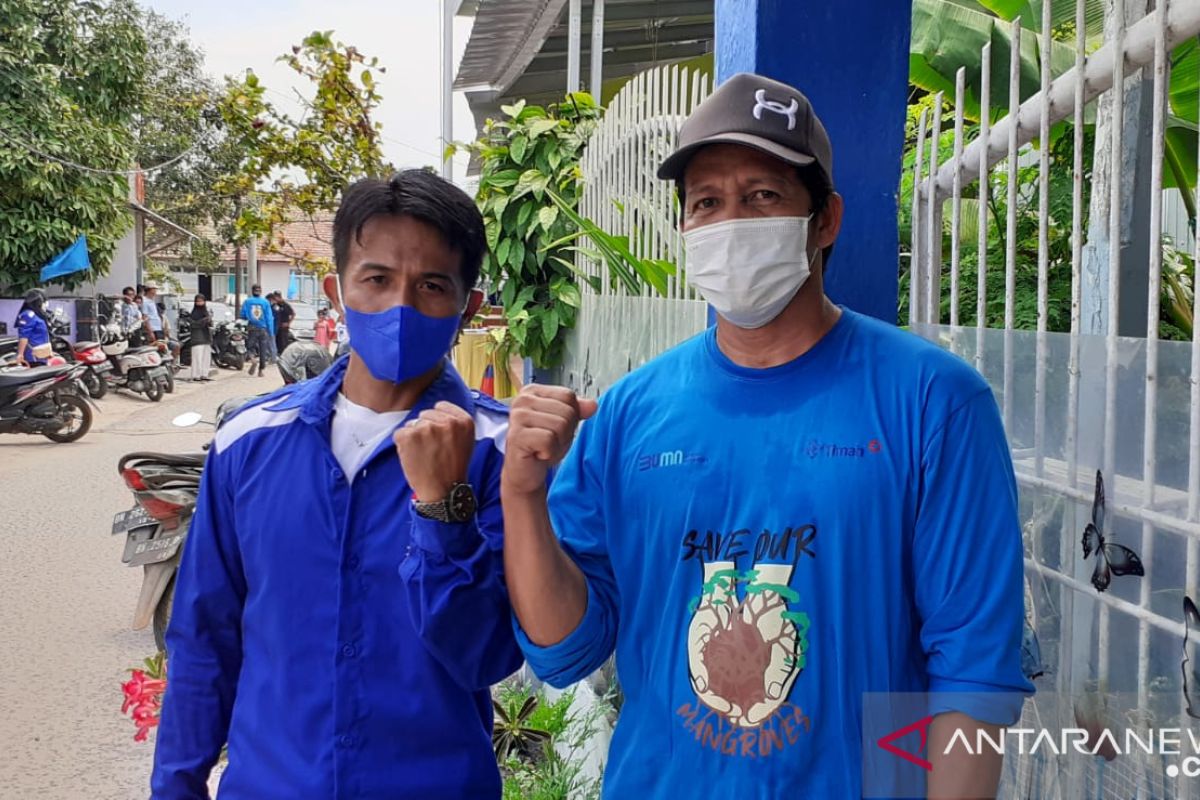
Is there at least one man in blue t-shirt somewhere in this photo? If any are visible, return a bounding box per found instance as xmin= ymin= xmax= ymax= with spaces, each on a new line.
xmin=501 ymin=74 xmax=1032 ymax=799
xmin=241 ymin=284 xmax=275 ymax=377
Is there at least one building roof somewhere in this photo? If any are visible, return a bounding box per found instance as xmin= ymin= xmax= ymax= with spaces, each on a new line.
xmin=457 ymin=0 xmax=713 ymax=132
xmin=155 ymin=214 xmax=335 ymax=269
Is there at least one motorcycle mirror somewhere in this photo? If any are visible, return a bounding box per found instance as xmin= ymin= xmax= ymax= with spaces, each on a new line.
xmin=171 ymin=412 xmax=206 ymax=428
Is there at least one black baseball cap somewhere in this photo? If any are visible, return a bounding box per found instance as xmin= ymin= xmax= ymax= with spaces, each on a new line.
xmin=657 ymin=73 xmax=834 ymax=187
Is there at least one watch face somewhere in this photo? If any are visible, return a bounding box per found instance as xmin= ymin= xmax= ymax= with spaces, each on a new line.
xmin=448 ymin=483 xmax=477 ymax=521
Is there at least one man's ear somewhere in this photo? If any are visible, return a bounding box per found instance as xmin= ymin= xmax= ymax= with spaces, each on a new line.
xmin=462 ymin=288 xmax=485 ymax=324
xmin=816 ymin=193 xmax=844 ymax=250
xmin=323 ymin=273 xmax=342 ymax=314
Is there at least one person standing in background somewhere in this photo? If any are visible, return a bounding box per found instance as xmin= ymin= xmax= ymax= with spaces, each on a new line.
xmin=273 ymin=291 xmax=296 ymax=356
xmin=314 ymin=308 xmax=337 ymax=354
xmin=188 ymin=294 xmax=214 ymax=382
xmin=241 ymin=285 xmax=274 ymax=377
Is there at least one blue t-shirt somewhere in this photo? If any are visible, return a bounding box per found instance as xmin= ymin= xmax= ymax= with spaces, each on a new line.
xmin=517 ymin=310 xmax=1032 ymax=799
xmin=142 ymin=297 xmax=163 ymax=333
xmin=16 ymin=309 xmax=50 ymax=363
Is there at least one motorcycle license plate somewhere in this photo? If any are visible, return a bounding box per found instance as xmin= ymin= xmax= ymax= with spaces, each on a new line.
xmin=123 ymin=527 xmax=184 ymax=567
xmin=112 ymin=505 xmax=154 ymax=534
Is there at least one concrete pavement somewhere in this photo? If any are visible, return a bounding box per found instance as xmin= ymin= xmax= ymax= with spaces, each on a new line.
xmin=0 ymin=364 xmax=283 ymax=799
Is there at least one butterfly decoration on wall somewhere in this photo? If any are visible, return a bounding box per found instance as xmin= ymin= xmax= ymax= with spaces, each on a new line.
xmin=1184 ymin=596 xmax=1200 ymax=719
xmin=1081 ymin=470 xmax=1145 ymax=592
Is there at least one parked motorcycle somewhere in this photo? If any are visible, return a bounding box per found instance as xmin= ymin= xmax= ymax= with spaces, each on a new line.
xmin=213 ymin=319 xmax=247 ymax=371
xmin=0 ymin=313 xmax=112 ymax=400
xmin=113 ymin=396 xmax=253 ymax=649
xmin=98 ymin=321 xmax=171 ymax=402
xmin=0 ymin=362 xmax=94 ymax=442
xmin=48 ymin=310 xmax=112 ymax=399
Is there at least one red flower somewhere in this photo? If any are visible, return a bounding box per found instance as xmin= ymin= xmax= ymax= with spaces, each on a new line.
xmin=121 ymin=664 xmax=167 ymax=741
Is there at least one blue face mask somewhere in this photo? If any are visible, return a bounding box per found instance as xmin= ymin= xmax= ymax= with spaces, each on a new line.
xmin=337 ymin=280 xmax=463 ymax=384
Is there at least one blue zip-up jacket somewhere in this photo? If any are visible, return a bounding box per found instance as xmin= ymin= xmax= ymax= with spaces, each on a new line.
xmin=15 ymin=309 xmax=50 ymax=363
xmin=151 ymin=357 xmax=523 ymax=799
xmin=240 ymin=296 xmax=275 ymax=334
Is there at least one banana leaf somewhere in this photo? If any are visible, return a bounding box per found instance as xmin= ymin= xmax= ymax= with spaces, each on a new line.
xmin=911 ymin=0 xmax=1081 ymax=122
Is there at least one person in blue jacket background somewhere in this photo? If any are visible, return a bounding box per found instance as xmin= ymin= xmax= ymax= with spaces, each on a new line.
xmin=240 ymin=285 xmax=275 ymax=377
xmin=15 ymin=289 xmax=52 ymax=367
xmin=152 ymin=170 xmax=523 ymax=799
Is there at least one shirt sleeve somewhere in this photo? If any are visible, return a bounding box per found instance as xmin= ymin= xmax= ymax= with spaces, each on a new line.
xmin=16 ymin=311 xmax=35 ymax=339
xmin=399 ymin=441 xmax=523 ymax=691
xmin=151 ymin=447 xmax=246 ymax=799
xmin=512 ymin=407 xmax=619 ymax=689
xmin=914 ymin=388 xmax=1034 ymax=725
xmin=265 ymin=303 xmax=275 ymax=335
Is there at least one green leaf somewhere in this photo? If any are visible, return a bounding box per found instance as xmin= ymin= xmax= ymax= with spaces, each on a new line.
xmin=501 ymin=281 xmax=517 ymax=309
xmin=518 ymin=202 xmax=534 ymax=228
xmin=538 ymin=205 xmax=559 ymax=231
xmin=515 ymin=285 xmax=536 ymax=308
xmin=500 ymin=100 xmax=526 ymax=119
xmin=555 ymin=280 xmax=581 ymax=308
xmin=485 ymin=169 xmax=521 ymax=188
xmin=496 ymin=237 xmax=512 ymax=266
xmin=509 ymin=238 xmax=526 ymax=271
xmin=485 ymin=220 xmax=501 ymax=252
xmin=541 ymin=308 xmax=559 ymax=347
xmin=510 ymin=134 xmax=529 ymax=165
xmin=527 ymin=119 xmax=559 ymax=138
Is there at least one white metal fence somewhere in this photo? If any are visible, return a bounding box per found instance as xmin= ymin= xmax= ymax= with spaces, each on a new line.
xmin=561 ymin=64 xmax=711 ymax=397
xmin=910 ymin=1 xmax=1200 ymax=796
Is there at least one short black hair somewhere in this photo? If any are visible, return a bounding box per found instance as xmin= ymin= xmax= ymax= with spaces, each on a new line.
xmin=676 ymin=162 xmax=836 ymax=269
xmin=334 ymin=170 xmax=485 ymax=291
xmin=122 ymin=286 xmax=134 ymax=296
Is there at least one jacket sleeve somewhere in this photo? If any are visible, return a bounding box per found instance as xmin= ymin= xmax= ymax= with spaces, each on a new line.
xmin=400 ymin=441 xmax=523 ymax=691
xmin=914 ymin=388 xmax=1034 ymax=726
xmin=239 ymin=300 xmax=249 ymax=321
xmin=151 ymin=446 xmax=246 ymax=799
xmin=265 ymin=303 xmax=275 ymax=335
xmin=513 ymin=408 xmax=619 ymax=688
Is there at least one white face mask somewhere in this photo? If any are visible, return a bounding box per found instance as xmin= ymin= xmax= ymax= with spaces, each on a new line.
xmin=682 ymin=215 xmax=815 ymax=330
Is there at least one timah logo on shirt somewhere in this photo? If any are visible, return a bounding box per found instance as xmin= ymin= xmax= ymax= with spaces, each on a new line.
xmin=637 ymin=449 xmax=707 ymax=472
xmin=805 ymin=438 xmax=883 ymax=460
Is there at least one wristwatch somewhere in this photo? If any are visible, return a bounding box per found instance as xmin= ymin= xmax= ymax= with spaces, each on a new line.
xmin=413 ymin=482 xmax=477 ymax=523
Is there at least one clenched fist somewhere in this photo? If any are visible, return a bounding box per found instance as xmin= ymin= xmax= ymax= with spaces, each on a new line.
xmin=393 ymin=400 xmax=475 ymax=502
xmin=502 ymin=385 xmax=598 ymax=496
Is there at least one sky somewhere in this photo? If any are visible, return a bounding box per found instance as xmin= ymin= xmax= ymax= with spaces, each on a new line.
xmin=142 ymin=0 xmax=479 ymax=185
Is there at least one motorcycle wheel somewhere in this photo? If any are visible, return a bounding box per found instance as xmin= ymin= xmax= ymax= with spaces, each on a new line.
xmin=84 ymin=369 xmax=107 ymax=400
xmin=228 ymin=352 xmax=245 ymax=371
xmin=42 ymin=394 xmax=92 ymax=443
xmin=152 ymin=578 xmax=175 ymax=653
xmin=145 ymin=379 xmax=164 ymax=403
xmin=164 ymin=368 xmax=176 ymax=395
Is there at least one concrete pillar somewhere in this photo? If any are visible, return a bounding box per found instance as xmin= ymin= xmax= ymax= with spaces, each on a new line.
xmin=714 ymin=0 xmax=912 ymax=323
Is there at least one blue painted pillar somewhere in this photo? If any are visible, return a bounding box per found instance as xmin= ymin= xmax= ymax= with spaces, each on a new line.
xmin=715 ymin=0 xmax=912 ymax=324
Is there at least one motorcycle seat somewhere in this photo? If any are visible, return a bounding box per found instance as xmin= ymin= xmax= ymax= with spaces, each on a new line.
xmin=127 ymin=346 xmax=159 ymax=355
xmin=0 ymin=364 xmax=73 ymax=387
xmin=75 ymin=341 xmax=100 ymax=349
xmin=119 ymin=451 xmax=208 ymax=470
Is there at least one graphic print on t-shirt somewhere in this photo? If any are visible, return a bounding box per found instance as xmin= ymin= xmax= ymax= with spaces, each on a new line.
xmin=250 ymin=305 xmax=264 ymax=321
xmin=677 ymin=526 xmax=816 ymax=758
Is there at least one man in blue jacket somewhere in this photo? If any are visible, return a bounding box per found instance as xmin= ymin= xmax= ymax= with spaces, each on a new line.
xmin=240 ymin=285 xmax=274 ymax=377
xmin=152 ymin=170 xmax=523 ymax=799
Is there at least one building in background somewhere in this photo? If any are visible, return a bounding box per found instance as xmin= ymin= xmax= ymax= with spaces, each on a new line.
xmin=153 ymin=214 xmax=334 ymax=305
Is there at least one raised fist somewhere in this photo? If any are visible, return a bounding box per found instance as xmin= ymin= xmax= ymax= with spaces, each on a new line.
xmin=502 ymin=385 xmax=597 ymax=496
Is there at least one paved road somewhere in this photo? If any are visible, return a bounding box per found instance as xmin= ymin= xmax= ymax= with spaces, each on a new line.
xmin=0 ymin=365 xmax=283 ymax=799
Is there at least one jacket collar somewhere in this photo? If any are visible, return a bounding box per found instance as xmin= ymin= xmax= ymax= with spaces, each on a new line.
xmin=268 ymin=354 xmax=477 ymax=426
